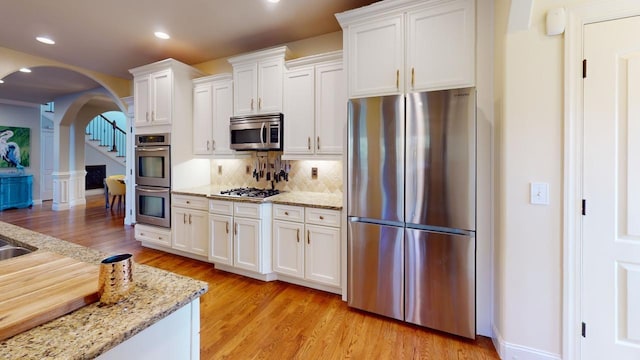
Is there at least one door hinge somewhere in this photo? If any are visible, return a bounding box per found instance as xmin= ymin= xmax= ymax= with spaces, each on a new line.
xmin=583 ymin=59 xmax=587 ymax=78
xmin=582 ymin=322 xmax=586 ymax=337
xmin=582 ymin=199 xmax=587 ymax=215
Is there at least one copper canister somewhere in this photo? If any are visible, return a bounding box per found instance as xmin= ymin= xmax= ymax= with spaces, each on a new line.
xmin=98 ymin=253 xmax=134 ymax=304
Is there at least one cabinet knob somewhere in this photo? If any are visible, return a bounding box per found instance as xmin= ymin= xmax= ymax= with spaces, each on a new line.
xmin=186 ymin=200 xmax=190 ymax=204
xmin=284 ymin=211 xmax=289 ymax=216
xmin=140 ymin=232 xmax=145 ymax=236
xmin=319 ymin=215 xmax=324 ymax=220
xmin=158 ymin=236 xmax=163 ymax=240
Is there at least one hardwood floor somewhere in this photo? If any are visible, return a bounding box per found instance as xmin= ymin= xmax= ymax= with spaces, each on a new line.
xmin=0 ymin=196 xmax=499 ymax=359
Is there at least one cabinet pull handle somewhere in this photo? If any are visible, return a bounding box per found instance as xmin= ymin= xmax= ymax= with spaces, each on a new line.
xmin=308 ymin=137 xmax=311 ymax=150
xmin=307 ymin=230 xmax=310 ymax=244
xmin=284 ymin=211 xmax=289 ymax=216
xmin=189 ymin=214 xmax=192 ymax=225
xmin=235 ymin=222 xmax=238 ymax=235
xmin=207 ymin=140 xmax=210 ymax=151
xmin=226 ymin=222 xmax=229 ymax=234
xmin=411 ymin=67 xmax=415 ymax=88
xmin=152 ymin=111 xmax=155 ymax=121
xmin=319 ymin=215 xmax=324 ymax=220
xmin=296 ymin=228 xmax=300 ymax=243
xmin=212 ymin=140 xmax=215 ymax=151
xmin=317 ymin=136 xmax=320 ymax=150
xmin=251 ymin=98 xmax=254 ymax=110
xmin=183 ymin=213 xmax=187 ymax=224
xmin=258 ymin=97 xmax=262 ymax=109
xmin=396 ymin=69 xmax=399 ymax=89
xmin=145 ymin=112 xmax=149 ymax=121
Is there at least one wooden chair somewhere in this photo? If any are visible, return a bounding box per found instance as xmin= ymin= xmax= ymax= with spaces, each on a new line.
xmin=106 ymin=175 xmax=126 ymax=213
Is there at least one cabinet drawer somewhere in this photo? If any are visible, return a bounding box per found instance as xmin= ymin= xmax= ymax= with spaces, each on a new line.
xmin=234 ymin=202 xmax=261 ymax=218
xmin=305 ymin=208 xmax=340 ymax=227
xmin=209 ymin=200 xmax=234 ymax=215
xmin=273 ymin=204 xmax=304 ymax=222
xmin=135 ymin=225 xmax=171 ymax=247
xmin=172 ymin=195 xmax=208 ymax=210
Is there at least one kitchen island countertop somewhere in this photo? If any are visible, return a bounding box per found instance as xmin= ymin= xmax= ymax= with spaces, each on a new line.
xmin=0 ymin=221 xmax=208 ymax=360
xmin=172 ymin=185 xmax=343 ymax=210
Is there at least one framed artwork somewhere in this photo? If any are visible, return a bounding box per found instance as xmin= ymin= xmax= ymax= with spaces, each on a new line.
xmin=0 ymin=126 xmax=30 ymax=168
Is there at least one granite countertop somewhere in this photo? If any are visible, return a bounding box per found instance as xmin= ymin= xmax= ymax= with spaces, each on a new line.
xmin=172 ymin=185 xmax=343 ymax=210
xmin=0 ymin=221 xmax=208 ymax=360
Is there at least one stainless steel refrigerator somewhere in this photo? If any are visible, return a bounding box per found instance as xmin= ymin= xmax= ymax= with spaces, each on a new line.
xmin=347 ymin=88 xmax=476 ymax=339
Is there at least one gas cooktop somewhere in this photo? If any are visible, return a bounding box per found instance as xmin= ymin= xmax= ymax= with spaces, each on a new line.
xmin=218 ymin=187 xmax=281 ymax=199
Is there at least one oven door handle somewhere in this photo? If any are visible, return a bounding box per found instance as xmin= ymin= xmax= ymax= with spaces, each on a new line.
xmin=136 ymin=147 xmax=168 ymax=152
xmin=137 ymin=187 xmax=169 ymax=193
xmin=260 ymin=122 xmax=266 ymax=145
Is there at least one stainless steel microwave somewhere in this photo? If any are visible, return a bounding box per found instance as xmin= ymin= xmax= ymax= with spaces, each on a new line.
xmin=229 ymin=113 xmax=283 ymax=151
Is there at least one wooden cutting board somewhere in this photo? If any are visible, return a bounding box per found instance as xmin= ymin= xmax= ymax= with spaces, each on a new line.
xmin=0 ymin=251 xmax=100 ymax=341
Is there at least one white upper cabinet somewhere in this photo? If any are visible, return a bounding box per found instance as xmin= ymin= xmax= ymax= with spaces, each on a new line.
xmin=283 ymin=51 xmax=346 ymax=159
xmin=228 ymin=46 xmax=290 ymax=116
xmin=346 ymin=15 xmax=404 ymax=98
xmin=130 ymin=58 xmax=204 ymax=133
xmin=337 ymin=0 xmax=475 ymax=97
xmin=192 ymin=74 xmax=234 ymax=156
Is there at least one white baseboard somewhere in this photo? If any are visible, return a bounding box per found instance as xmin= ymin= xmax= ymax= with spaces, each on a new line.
xmin=86 ymin=188 xmax=104 ymax=196
xmin=492 ymin=324 xmax=561 ymax=360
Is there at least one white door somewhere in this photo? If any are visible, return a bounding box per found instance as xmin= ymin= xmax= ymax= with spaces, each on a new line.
xmin=209 ymin=214 xmax=233 ymax=265
xmin=583 ymin=16 xmax=640 ymax=359
xmin=211 ymin=79 xmax=233 ymax=155
xmin=151 ymin=69 xmax=172 ymax=125
xmin=257 ymin=58 xmax=283 ymax=113
xmin=315 ymin=62 xmax=345 ymax=155
xmin=193 ymin=82 xmax=213 ymax=155
xmin=305 ymin=224 xmax=341 ymax=287
xmin=234 ymin=217 xmax=260 ymax=272
xmin=272 ymin=220 xmax=304 ymax=278
xmin=40 ymin=128 xmax=54 ymax=201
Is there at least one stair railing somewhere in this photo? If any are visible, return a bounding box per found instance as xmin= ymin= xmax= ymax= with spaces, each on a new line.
xmin=85 ymin=114 xmax=126 ymax=158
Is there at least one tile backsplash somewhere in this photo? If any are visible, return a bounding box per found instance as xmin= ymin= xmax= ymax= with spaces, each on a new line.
xmin=210 ymin=155 xmax=343 ymax=194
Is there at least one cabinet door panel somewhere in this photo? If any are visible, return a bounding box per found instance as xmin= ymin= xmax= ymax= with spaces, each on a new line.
xmin=189 ymin=210 xmax=209 ymax=256
xmin=305 ymin=224 xmax=341 ymax=287
xmin=315 ymin=62 xmax=345 ymax=154
xmin=283 ymin=67 xmax=315 ymax=154
xmin=233 ymin=63 xmax=258 ymax=115
xmin=152 ymin=69 xmax=172 ymax=124
xmin=172 ymin=208 xmax=190 ymax=251
xmin=273 ymin=221 xmax=305 ymax=278
xmin=406 ymin=0 xmax=475 ymax=91
xmin=258 ymin=58 xmax=284 ymax=113
xmin=134 ymin=77 xmax=150 ymax=127
xmin=212 ymin=79 xmax=234 ymax=155
xmin=209 ymin=214 xmax=233 ymax=265
xmin=234 ymin=217 xmax=261 ymax=272
xmin=193 ymin=83 xmax=213 ymax=154
xmin=348 ymin=15 xmax=404 ymax=97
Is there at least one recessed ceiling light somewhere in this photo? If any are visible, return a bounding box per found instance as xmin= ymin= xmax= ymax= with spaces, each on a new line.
xmin=19 ymin=68 xmax=31 ymax=73
xmin=267 ymin=0 xmax=280 ymax=3
xmin=36 ymin=36 xmax=55 ymax=45
xmin=0 ymin=80 xmax=4 ymax=84
xmin=154 ymin=31 xmax=170 ymax=40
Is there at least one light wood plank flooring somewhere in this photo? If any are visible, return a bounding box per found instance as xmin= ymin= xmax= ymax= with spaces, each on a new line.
xmin=0 ymin=196 xmax=499 ymax=359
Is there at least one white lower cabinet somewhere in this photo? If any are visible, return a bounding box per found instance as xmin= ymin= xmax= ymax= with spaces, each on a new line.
xmin=272 ymin=204 xmax=341 ymax=289
xmin=209 ymin=200 xmax=273 ymax=277
xmin=171 ymin=195 xmax=209 ymax=257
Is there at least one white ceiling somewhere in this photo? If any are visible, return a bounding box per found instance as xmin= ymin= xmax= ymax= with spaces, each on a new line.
xmin=0 ymin=0 xmax=377 ymax=105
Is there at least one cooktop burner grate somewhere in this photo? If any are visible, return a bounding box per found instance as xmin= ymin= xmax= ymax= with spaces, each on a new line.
xmin=219 ymin=187 xmax=280 ymax=199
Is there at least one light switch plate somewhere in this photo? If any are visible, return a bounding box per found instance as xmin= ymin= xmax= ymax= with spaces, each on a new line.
xmin=530 ymin=182 xmax=549 ymax=205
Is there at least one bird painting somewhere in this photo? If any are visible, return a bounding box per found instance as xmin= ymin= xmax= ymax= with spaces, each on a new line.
xmin=0 ymin=129 xmax=26 ymax=168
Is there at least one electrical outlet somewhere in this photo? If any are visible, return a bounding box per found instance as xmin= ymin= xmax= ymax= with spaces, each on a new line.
xmin=530 ymin=182 xmax=549 ymax=205
xmin=218 ymin=165 xmax=222 ymax=175
xmin=311 ymin=167 xmax=318 ymax=179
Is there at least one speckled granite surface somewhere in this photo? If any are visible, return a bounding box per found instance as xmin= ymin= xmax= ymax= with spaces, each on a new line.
xmin=173 ymin=185 xmax=343 ymax=210
xmin=0 ymin=221 xmax=208 ymax=360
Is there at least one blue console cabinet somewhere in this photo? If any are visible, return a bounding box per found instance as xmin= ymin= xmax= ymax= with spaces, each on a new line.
xmin=0 ymin=174 xmax=33 ymax=210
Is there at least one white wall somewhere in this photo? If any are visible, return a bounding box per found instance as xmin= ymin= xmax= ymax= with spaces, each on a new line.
xmin=0 ymin=102 xmax=41 ymax=203
xmin=493 ymin=0 xmax=584 ymax=358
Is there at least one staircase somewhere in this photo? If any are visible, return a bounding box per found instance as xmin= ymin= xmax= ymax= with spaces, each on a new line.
xmin=85 ymin=114 xmax=126 ymax=165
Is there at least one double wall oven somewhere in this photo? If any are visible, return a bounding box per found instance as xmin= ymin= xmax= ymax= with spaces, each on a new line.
xmin=135 ymin=133 xmax=171 ymax=228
